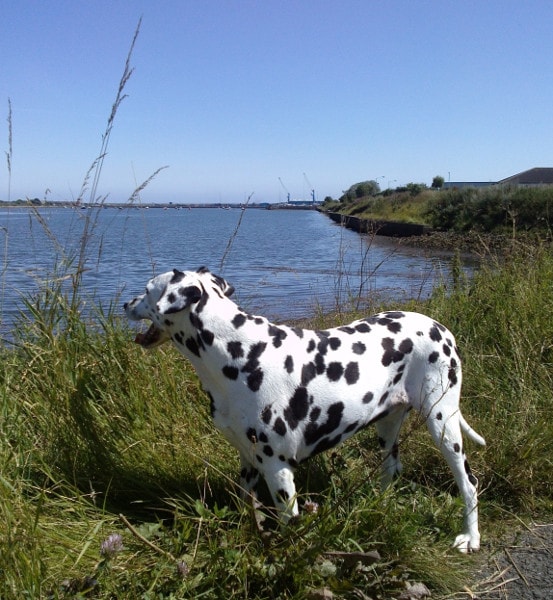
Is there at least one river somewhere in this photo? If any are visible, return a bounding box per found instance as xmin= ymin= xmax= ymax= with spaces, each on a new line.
xmin=0 ymin=206 xmax=472 ymax=336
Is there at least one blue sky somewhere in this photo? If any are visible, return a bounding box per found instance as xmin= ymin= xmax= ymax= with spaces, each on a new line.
xmin=2 ymin=0 xmax=553 ymax=204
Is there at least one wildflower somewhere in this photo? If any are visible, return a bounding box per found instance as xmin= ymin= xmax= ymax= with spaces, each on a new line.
xmin=100 ymin=533 xmax=124 ymax=558
xmin=176 ymin=560 xmax=190 ymax=579
xmin=304 ymin=500 xmax=319 ymax=514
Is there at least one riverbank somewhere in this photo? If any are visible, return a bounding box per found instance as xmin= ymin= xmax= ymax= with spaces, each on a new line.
xmin=322 ymin=209 xmax=551 ymax=254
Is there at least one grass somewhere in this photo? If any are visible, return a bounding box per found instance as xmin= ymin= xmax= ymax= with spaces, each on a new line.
xmin=323 ymin=190 xmax=434 ymax=224
xmin=1 ymin=240 xmax=553 ymax=598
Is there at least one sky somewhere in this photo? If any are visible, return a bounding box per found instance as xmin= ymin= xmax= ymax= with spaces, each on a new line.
xmin=1 ymin=0 xmax=553 ymax=204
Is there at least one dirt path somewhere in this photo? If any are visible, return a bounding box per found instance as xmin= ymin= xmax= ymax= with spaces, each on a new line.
xmin=467 ymin=523 xmax=553 ymax=599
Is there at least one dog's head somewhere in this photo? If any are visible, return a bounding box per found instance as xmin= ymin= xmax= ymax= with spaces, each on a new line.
xmin=124 ymin=267 xmax=234 ymax=349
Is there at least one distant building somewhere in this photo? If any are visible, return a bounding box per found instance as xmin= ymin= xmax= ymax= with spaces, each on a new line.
xmin=496 ymin=167 xmax=553 ymax=187
xmin=442 ymin=167 xmax=553 ymax=190
xmin=442 ymin=181 xmax=495 ymax=190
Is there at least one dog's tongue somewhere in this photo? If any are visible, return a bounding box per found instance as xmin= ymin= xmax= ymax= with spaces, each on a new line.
xmin=134 ymin=332 xmax=148 ymax=345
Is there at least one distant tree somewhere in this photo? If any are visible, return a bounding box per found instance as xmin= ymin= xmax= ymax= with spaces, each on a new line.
xmin=340 ymin=180 xmax=380 ymax=203
xmin=405 ymin=182 xmax=427 ymax=197
xmin=432 ymin=175 xmax=445 ymax=189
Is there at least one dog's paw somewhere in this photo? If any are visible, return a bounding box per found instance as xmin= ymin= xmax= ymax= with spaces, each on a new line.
xmin=453 ymin=533 xmax=480 ymax=553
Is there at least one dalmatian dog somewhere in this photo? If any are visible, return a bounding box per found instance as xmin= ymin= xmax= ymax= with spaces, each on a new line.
xmin=124 ymin=267 xmax=485 ymax=552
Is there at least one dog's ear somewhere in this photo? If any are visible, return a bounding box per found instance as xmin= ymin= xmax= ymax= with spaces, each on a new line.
xmin=212 ymin=273 xmax=235 ymax=297
xmin=157 ymin=284 xmax=202 ymax=315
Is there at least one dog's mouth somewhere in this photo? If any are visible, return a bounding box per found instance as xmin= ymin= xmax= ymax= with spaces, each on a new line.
xmin=134 ymin=323 xmax=166 ymax=349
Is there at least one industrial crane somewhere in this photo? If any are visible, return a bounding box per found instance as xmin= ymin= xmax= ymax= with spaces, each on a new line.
xmin=278 ymin=177 xmax=291 ymax=203
xmin=303 ymin=172 xmax=316 ymax=204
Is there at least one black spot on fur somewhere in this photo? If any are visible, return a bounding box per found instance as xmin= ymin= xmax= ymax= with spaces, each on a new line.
xmin=327 ymin=362 xmax=344 ymax=382
xmin=344 ymin=362 xmax=360 ymax=385
xmin=292 ymin=328 xmax=304 ymax=338
xmin=227 ymin=341 xmax=244 ymax=359
xmin=428 ymin=351 xmax=440 ymax=363
xmin=385 ymin=311 xmax=405 ymax=319
xmin=306 ymin=339 xmax=316 ymax=353
xmin=246 ymin=428 xmax=257 ymax=443
xmin=173 ymin=332 xmax=184 ymax=346
xmin=379 ymin=391 xmax=389 ymax=405
xmin=362 ymin=391 xmax=374 ymax=404
xmin=429 ymin=324 xmax=442 ymax=342
xmin=268 ymin=324 xmax=287 ymax=348
xmin=314 ymin=353 xmax=326 ymax=375
xmin=273 ymin=417 xmax=287 ymax=436
xmin=243 ymin=342 xmax=267 ymax=370
xmin=170 ymin=269 xmax=185 ymax=283
xmin=344 ymin=421 xmax=357 ymax=434
xmin=222 ymin=365 xmax=239 ymax=380
xmin=263 ymin=445 xmax=274 ymax=456
xmin=284 ymin=355 xmax=294 ymax=373
xmin=262 ymin=406 xmax=272 ymax=424
xmin=309 ymin=406 xmax=321 ymax=422
xmin=329 ymin=337 xmax=342 ymax=350
xmin=436 ymin=412 xmax=443 ymax=420
xmin=247 ymin=370 xmax=264 ymax=392
xmin=241 ymin=343 xmax=267 ymax=391
xmin=186 ymin=337 xmax=201 ymax=357
xmin=316 ymin=337 xmax=329 ymax=356
xmin=368 ymin=408 xmax=391 ymax=425
xmin=259 ymin=432 xmax=268 ymax=443
xmin=301 ymin=362 xmax=317 ymax=386
xmin=338 ymin=326 xmax=355 ymax=334
xmin=393 ymin=371 xmax=403 ymax=384
xmin=232 ymin=313 xmax=247 ymax=329
xmin=355 ymin=322 xmax=371 ymax=333
xmin=284 ymin=387 xmax=309 ymax=429
xmin=448 ymin=358 xmax=458 ymax=386
xmin=443 ymin=343 xmax=451 ymax=356
xmin=200 ymin=329 xmax=214 ymax=345
xmin=398 ymin=338 xmax=413 ymax=354
xmin=305 ymin=402 xmax=344 ymax=446
xmin=189 ymin=312 xmax=203 ymax=330
xmin=310 ymin=434 xmax=342 ymax=457
xmin=465 ymin=460 xmax=478 ymax=486
xmin=454 ymin=443 xmax=461 ymax=453
xmin=381 ymin=337 xmax=404 ymax=367
xmin=352 ymin=341 xmax=366 ymax=355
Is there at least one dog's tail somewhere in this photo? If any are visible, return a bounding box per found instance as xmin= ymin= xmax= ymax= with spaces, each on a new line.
xmin=460 ymin=415 xmax=486 ymax=446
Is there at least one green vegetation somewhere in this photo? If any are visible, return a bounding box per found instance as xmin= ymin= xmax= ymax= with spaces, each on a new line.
xmin=323 ymin=184 xmax=553 ymax=234
xmin=2 ymin=240 xmax=553 ymax=598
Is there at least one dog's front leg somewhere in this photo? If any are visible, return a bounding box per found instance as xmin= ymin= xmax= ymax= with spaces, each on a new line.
xmin=264 ymin=465 xmax=299 ymax=523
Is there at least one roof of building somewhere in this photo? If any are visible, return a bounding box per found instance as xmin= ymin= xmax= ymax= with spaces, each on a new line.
xmin=443 ymin=181 xmax=495 ymax=189
xmin=497 ymin=167 xmax=553 ymax=185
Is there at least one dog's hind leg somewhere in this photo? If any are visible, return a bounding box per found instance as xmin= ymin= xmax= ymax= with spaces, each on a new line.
xmin=425 ymin=411 xmax=481 ymax=552
xmin=375 ymin=407 xmax=408 ymax=488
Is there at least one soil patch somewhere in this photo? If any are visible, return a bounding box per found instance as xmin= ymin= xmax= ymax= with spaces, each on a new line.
xmin=468 ymin=523 xmax=553 ymax=599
